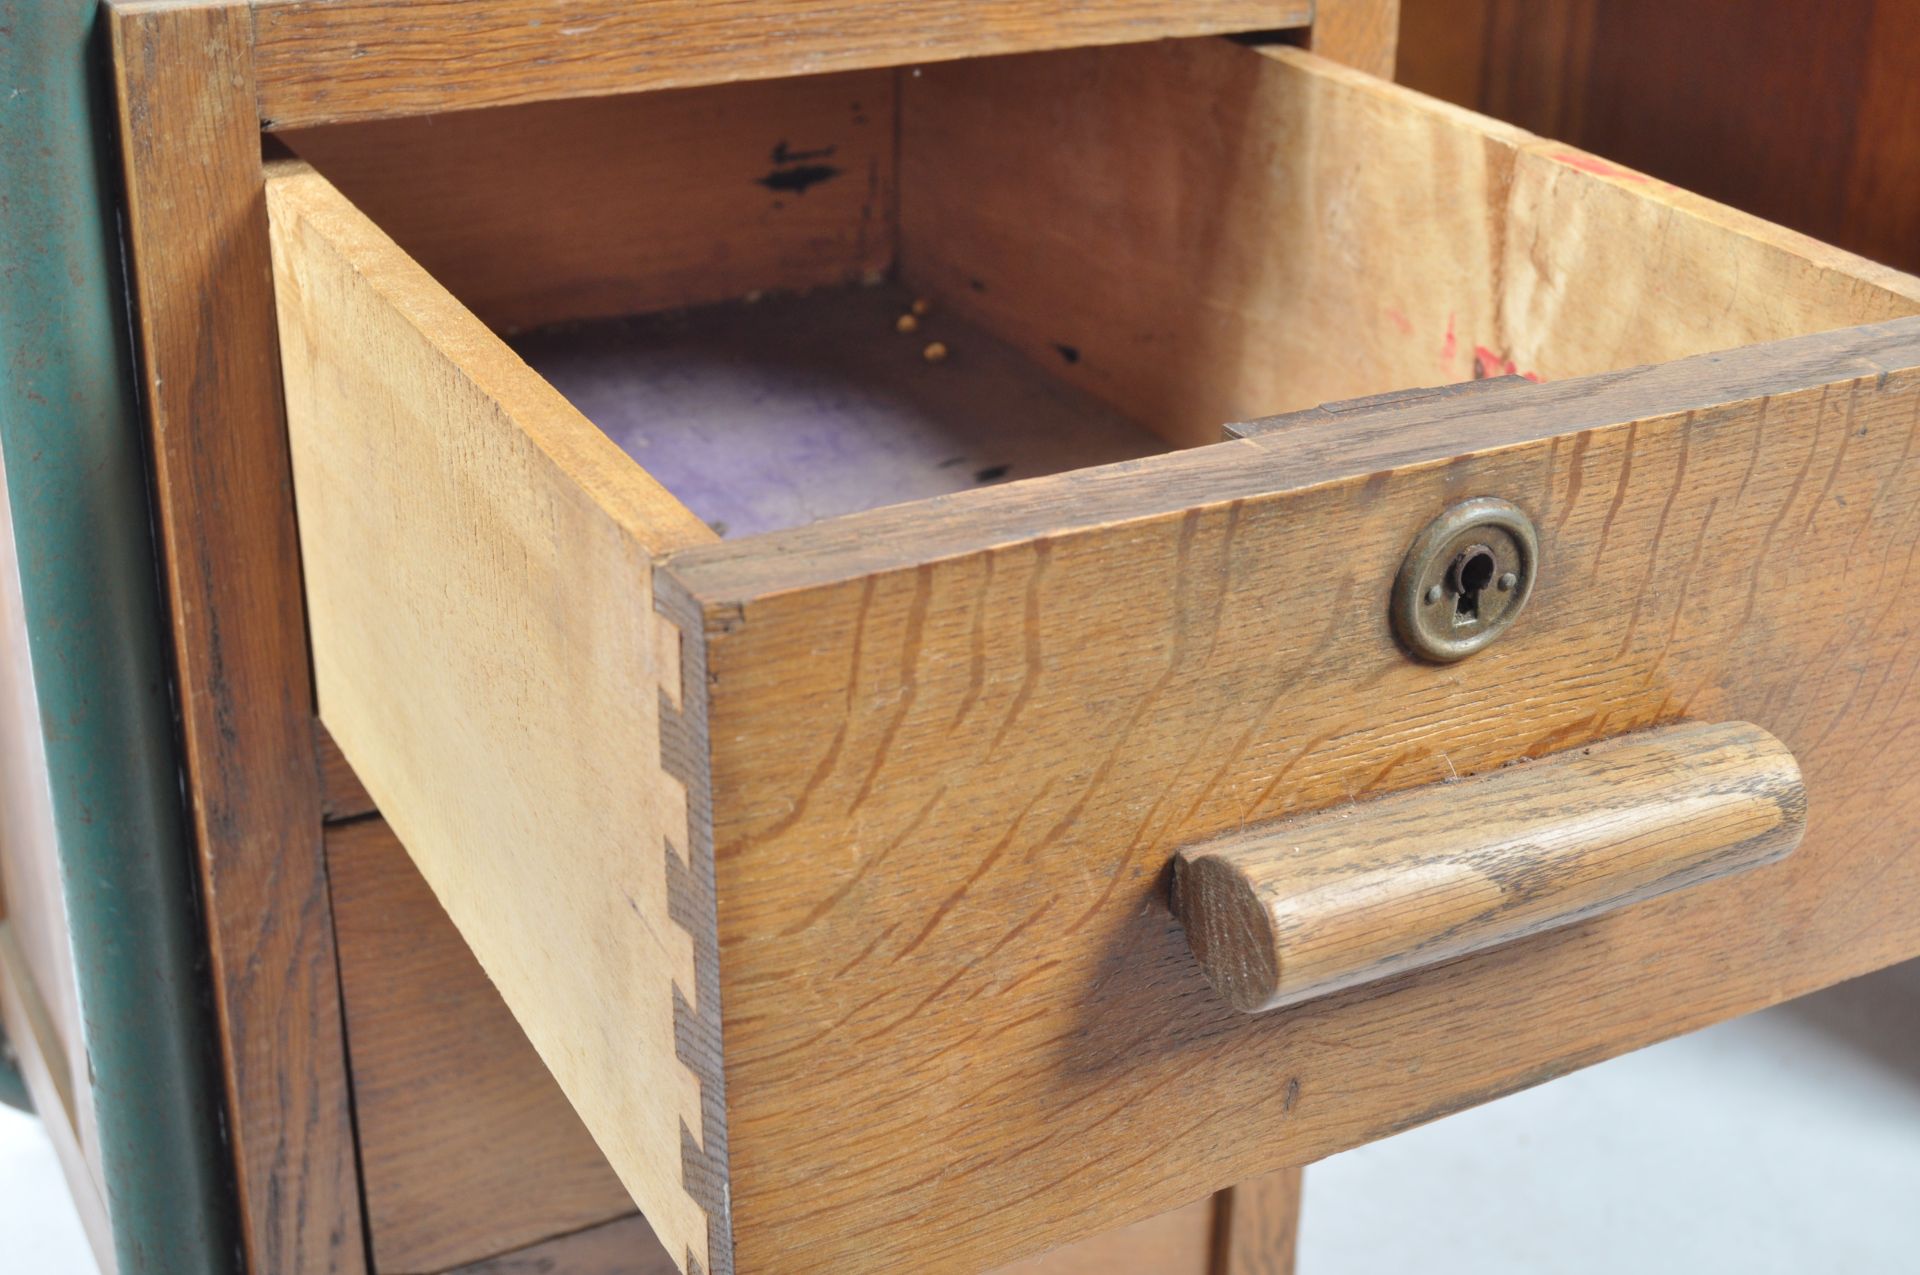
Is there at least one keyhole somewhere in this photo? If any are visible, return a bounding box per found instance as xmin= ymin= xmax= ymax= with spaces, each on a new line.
xmin=1451 ymin=546 xmax=1497 ymax=624
xmin=1391 ymin=498 xmax=1537 ymax=662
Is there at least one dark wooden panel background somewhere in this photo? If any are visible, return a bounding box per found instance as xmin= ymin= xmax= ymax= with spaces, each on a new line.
xmin=1398 ymin=0 xmax=1920 ymax=273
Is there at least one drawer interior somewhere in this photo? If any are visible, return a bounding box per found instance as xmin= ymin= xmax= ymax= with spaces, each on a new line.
xmin=512 ymin=284 xmax=1164 ymax=538
xmin=281 ymin=37 xmax=1920 ymax=541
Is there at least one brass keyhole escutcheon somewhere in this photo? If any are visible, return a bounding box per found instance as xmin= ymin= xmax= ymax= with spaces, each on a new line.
xmin=1391 ymin=497 xmax=1539 ymax=662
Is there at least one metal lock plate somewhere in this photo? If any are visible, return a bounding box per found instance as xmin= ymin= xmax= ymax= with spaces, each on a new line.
xmin=1391 ymin=497 xmax=1538 ymax=662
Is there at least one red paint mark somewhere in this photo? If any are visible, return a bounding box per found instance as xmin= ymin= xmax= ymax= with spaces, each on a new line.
xmin=1472 ymin=345 xmax=1542 ymax=383
xmin=1441 ymin=313 xmax=1457 ymax=369
xmin=1553 ymin=151 xmax=1648 ymax=182
xmin=1385 ymin=306 xmax=1414 ymax=335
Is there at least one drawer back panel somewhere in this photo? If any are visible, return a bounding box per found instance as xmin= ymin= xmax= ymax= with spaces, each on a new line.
xmin=283 ymin=71 xmax=897 ymax=334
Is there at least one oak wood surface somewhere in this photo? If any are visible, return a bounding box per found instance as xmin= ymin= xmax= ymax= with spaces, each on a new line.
xmin=1212 ymin=1169 xmax=1302 ymax=1275
xmin=1173 ymin=721 xmax=1806 ymax=1013
xmin=656 ymin=317 xmax=1920 ymax=1270
xmin=111 ymin=5 xmax=1387 ymax=1272
xmin=898 ymin=42 xmax=1920 ymax=449
xmin=265 ymin=159 xmax=726 ymax=1272
xmin=256 ymin=33 xmax=1920 ymax=1270
xmin=334 ymin=811 xmax=1226 ymax=1275
xmin=1398 ymin=0 xmax=1920 ymax=275
xmin=992 ymin=1199 xmax=1214 ymax=1275
xmin=281 ymin=70 xmax=896 ymax=333
xmin=248 ymin=0 xmax=1312 ymax=129
xmin=326 ymin=819 xmax=635 ymax=1273
xmin=105 ymin=5 xmax=365 ymax=1270
xmin=441 ymin=1196 xmax=1219 ymax=1275
xmin=1304 ymin=0 xmax=1401 ymax=77
xmin=446 ymin=1214 xmax=678 ymax=1275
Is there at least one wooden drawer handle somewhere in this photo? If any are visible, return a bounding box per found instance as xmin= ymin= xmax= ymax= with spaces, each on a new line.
xmin=1170 ymin=721 xmax=1806 ymax=1014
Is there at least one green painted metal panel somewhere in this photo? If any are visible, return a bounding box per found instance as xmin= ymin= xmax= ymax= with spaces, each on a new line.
xmin=1 ymin=2 xmax=242 ymax=1269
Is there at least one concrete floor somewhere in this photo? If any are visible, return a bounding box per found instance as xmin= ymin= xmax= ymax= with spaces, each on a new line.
xmin=1300 ymin=958 xmax=1920 ymax=1272
xmin=0 ymin=1101 xmax=92 ymax=1272
xmin=4 ymin=960 xmax=1916 ymax=1272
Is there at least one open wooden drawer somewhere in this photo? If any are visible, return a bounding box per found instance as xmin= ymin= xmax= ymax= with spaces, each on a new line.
xmin=268 ymin=37 xmax=1920 ymax=1275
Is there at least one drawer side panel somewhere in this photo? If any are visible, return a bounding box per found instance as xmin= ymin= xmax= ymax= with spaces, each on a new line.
xmin=265 ymin=162 xmax=727 ymax=1274
xmin=900 ymin=41 xmax=1920 ymax=449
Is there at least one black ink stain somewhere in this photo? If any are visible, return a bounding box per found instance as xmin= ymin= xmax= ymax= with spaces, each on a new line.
xmin=974 ymin=465 xmax=1010 ymax=483
xmin=758 ymin=164 xmax=842 ymax=195
xmin=1053 ymin=343 xmax=1081 ymax=364
xmin=760 ymin=139 xmax=844 ymax=195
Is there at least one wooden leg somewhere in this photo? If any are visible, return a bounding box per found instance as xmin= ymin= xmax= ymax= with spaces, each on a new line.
xmin=1212 ymin=1168 xmax=1304 ymax=1275
xmin=983 ymin=1167 xmax=1305 ymax=1275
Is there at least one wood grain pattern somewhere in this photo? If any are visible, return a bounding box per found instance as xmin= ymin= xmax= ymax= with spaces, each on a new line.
xmin=446 ymin=1214 xmax=678 ymax=1275
xmin=1395 ymin=0 xmax=1598 ymax=138
xmin=656 ymin=317 xmax=1920 ymax=1271
xmin=1212 ymin=1169 xmax=1301 ymax=1275
xmin=1398 ymin=0 xmax=1920 ymax=275
xmin=442 ymin=1204 xmax=1218 ymax=1275
xmin=281 ymin=71 xmax=896 ymax=333
xmin=1304 ymin=0 xmax=1400 ymax=77
xmin=991 ymin=1199 xmax=1214 ymax=1275
xmin=234 ymin=26 xmax=1920 ymax=1273
xmin=898 ymin=41 xmax=1920 ymax=449
xmin=105 ymin=5 xmax=364 ymax=1270
xmin=265 ymin=159 xmax=725 ymax=1273
xmin=1174 ymin=721 xmax=1806 ymax=1013
xmin=248 ymin=0 xmax=1312 ymax=129
xmin=333 ymin=806 xmax=1218 ymax=1274
xmin=327 ymin=819 xmax=635 ymax=1273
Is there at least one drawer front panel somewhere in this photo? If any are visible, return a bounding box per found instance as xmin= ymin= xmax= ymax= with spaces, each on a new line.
xmin=664 ymin=319 xmax=1920 ymax=1271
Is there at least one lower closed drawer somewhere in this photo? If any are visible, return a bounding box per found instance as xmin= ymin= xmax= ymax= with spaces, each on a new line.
xmin=269 ymin=37 xmax=1920 ymax=1275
